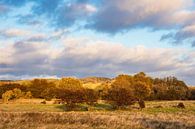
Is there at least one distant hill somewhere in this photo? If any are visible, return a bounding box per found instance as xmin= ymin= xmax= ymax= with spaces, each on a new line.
xmin=80 ymin=77 xmax=112 ymax=90
xmin=80 ymin=77 xmax=112 ymax=84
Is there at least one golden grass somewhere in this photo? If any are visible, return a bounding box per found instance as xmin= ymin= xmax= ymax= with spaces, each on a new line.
xmin=83 ymin=83 xmax=102 ymax=89
xmin=0 ymin=101 xmax=195 ymax=129
xmin=0 ymin=111 xmax=195 ymax=129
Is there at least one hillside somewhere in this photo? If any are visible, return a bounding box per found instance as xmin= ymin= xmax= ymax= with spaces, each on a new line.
xmin=80 ymin=77 xmax=112 ymax=84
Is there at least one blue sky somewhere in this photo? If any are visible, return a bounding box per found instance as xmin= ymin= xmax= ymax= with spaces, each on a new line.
xmin=0 ymin=0 xmax=195 ymax=85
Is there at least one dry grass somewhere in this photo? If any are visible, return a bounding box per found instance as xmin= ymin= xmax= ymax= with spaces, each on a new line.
xmin=83 ymin=83 xmax=102 ymax=89
xmin=0 ymin=111 xmax=194 ymax=129
xmin=0 ymin=101 xmax=195 ymax=129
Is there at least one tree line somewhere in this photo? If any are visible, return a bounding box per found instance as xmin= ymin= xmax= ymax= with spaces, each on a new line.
xmin=0 ymin=72 xmax=194 ymax=108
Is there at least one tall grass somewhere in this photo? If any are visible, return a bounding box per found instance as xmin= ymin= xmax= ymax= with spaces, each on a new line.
xmin=0 ymin=111 xmax=194 ymax=129
xmin=0 ymin=100 xmax=195 ymax=129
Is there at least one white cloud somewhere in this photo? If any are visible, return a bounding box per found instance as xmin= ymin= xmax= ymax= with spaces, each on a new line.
xmin=88 ymin=0 xmax=195 ymax=33
xmin=1 ymin=37 xmax=194 ymax=84
xmin=0 ymin=28 xmax=30 ymax=38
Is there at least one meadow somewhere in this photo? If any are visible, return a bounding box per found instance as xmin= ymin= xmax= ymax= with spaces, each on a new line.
xmin=0 ymin=100 xmax=195 ymax=129
xmin=0 ymin=76 xmax=195 ymax=129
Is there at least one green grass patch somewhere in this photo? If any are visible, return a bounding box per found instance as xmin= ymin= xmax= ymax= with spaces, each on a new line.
xmin=143 ymin=107 xmax=182 ymax=114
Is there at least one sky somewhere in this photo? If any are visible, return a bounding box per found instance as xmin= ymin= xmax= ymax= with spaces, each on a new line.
xmin=0 ymin=0 xmax=195 ymax=85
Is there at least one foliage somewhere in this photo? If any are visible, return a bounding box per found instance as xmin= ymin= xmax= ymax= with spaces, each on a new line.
xmin=0 ymin=83 xmax=27 ymax=98
xmin=151 ymin=77 xmax=189 ymax=100
xmin=104 ymin=72 xmax=152 ymax=107
xmin=0 ymin=73 xmax=192 ymax=103
xmin=133 ymin=81 xmax=151 ymax=100
xmin=189 ymin=87 xmax=195 ymax=100
xmin=2 ymin=88 xmax=32 ymax=103
xmin=84 ymin=89 xmax=99 ymax=105
xmin=56 ymin=78 xmax=86 ymax=105
xmin=2 ymin=90 xmax=14 ymax=103
xmin=133 ymin=72 xmax=152 ymax=100
xmin=103 ymin=75 xmax=135 ymax=107
xmin=28 ymin=79 xmax=55 ymax=98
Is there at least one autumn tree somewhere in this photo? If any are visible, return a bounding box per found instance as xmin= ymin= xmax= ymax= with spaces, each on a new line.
xmin=84 ymin=89 xmax=99 ymax=105
xmin=56 ymin=78 xmax=86 ymax=106
xmin=151 ymin=77 xmax=189 ymax=100
xmin=132 ymin=72 xmax=152 ymax=108
xmin=133 ymin=81 xmax=151 ymax=100
xmin=189 ymin=87 xmax=195 ymax=100
xmin=28 ymin=79 xmax=55 ymax=98
xmin=104 ymin=75 xmax=135 ymax=107
xmin=104 ymin=73 xmax=152 ymax=108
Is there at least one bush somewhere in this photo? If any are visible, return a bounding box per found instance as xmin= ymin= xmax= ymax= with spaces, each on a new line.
xmin=2 ymin=88 xmax=32 ymax=103
xmin=177 ymin=102 xmax=185 ymax=108
xmin=0 ymin=83 xmax=26 ymax=98
xmin=2 ymin=90 xmax=14 ymax=103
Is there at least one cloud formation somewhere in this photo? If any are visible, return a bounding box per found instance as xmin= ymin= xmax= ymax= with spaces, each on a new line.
xmin=88 ymin=0 xmax=193 ymax=32
xmin=31 ymin=0 xmax=97 ymax=27
xmin=0 ymin=0 xmax=195 ymax=85
xmin=1 ymin=37 xmax=194 ymax=84
xmin=1 ymin=0 xmax=195 ymax=46
xmin=162 ymin=24 xmax=195 ymax=47
xmin=0 ymin=28 xmax=30 ymax=38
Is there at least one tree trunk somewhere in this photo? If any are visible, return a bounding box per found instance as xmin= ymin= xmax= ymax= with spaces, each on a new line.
xmin=138 ymin=99 xmax=145 ymax=109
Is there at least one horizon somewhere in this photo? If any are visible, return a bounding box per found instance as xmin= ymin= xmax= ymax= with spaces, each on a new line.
xmin=0 ymin=0 xmax=195 ymax=85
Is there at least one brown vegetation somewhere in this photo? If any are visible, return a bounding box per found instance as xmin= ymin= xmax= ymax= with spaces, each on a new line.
xmin=0 ymin=111 xmax=194 ymax=129
xmin=0 ymin=72 xmax=194 ymax=109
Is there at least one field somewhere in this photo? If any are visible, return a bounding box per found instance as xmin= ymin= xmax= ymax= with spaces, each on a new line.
xmin=0 ymin=100 xmax=195 ymax=129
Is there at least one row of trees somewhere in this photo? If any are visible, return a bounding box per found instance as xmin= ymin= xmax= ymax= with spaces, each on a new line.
xmin=150 ymin=77 xmax=189 ymax=100
xmin=0 ymin=72 xmax=193 ymax=107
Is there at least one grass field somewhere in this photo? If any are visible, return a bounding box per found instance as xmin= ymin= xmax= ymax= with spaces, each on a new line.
xmin=0 ymin=100 xmax=195 ymax=129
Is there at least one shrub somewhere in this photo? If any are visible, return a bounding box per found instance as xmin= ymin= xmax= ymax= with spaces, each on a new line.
xmin=0 ymin=83 xmax=26 ymax=98
xmin=2 ymin=88 xmax=32 ymax=103
xmin=2 ymin=90 xmax=14 ymax=103
xmin=177 ymin=102 xmax=185 ymax=108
